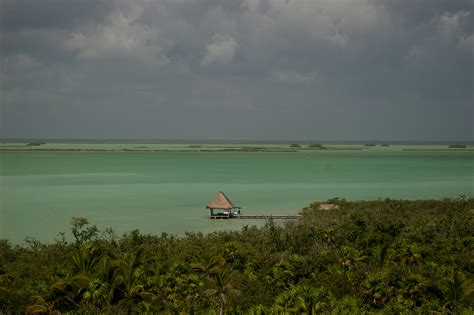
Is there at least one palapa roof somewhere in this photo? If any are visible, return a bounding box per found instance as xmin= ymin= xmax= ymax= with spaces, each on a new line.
xmin=206 ymin=191 xmax=236 ymax=210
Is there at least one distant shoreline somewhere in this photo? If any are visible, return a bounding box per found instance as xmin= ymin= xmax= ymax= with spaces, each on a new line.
xmin=2 ymin=139 xmax=474 ymax=145
xmin=1 ymin=148 xmax=473 ymax=153
xmin=1 ymin=142 xmax=473 ymax=153
xmin=0 ymin=148 xmax=342 ymax=153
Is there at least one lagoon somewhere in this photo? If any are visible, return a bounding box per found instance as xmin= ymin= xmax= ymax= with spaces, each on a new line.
xmin=1 ymin=145 xmax=473 ymax=243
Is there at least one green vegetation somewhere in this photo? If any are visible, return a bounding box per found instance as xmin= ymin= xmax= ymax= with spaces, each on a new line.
xmin=1 ymin=198 xmax=473 ymax=314
xmin=308 ymin=143 xmax=324 ymax=149
xmin=449 ymin=144 xmax=467 ymax=149
xmin=289 ymin=144 xmax=301 ymax=148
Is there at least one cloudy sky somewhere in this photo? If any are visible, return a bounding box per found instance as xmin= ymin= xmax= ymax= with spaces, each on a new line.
xmin=1 ymin=0 xmax=472 ymax=141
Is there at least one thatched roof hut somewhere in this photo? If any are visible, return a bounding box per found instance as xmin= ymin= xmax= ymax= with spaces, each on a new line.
xmin=206 ymin=191 xmax=237 ymax=210
xmin=206 ymin=191 xmax=241 ymax=218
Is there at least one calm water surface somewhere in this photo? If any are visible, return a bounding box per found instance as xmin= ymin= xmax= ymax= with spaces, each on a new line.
xmin=1 ymin=149 xmax=473 ymax=243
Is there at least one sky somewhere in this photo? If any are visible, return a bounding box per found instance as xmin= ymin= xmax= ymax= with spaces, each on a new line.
xmin=1 ymin=0 xmax=473 ymax=142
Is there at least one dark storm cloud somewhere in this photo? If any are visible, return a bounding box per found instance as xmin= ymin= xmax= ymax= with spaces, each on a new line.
xmin=1 ymin=0 xmax=472 ymax=141
xmin=0 ymin=0 xmax=112 ymax=31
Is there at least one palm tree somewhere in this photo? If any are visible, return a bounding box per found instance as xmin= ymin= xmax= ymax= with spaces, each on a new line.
xmin=363 ymin=272 xmax=389 ymax=306
xmin=81 ymin=278 xmax=112 ymax=309
xmin=372 ymin=243 xmax=390 ymax=267
xmin=204 ymin=268 xmax=241 ymax=315
xmin=330 ymin=295 xmax=364 ymax=314
xmin=26 ymin=274 xmax=90 ymax=313
xmin=323 ymin=227 xmax=335 ymax=246
xmin=51 ymin=275 xmax=91 ymax=308
xmin=296 ymin=285 xmax=331 ymax=315
xmin=270 ymin=260 xmax=296 ymax=289
xmin=111 ymin=250 xmax=150 ymax=303
xmin=59 ymin=254 xmax=117 ymax=310
xmin=441 ymin=271 xmax=474 ymax=312
xmin=274 ymin=286 xmax=301 ymax=314
xmin=272 ymin=284 xmax=330 ymax=315
xmin=248 ymin=304 xmax=271 ymax=315
xmin=191 ymin=255 xmax=225 ymax=281
xmin=35 ymin=243 xmax=104 ymax=311
xmin=224 ymin=242 xmax=242 ymax=263
xmin=90 ymin=255 xmax=118 ymax=305
xmin=396 ymin=243 xmax=422 ymax=265
xmin=400 ymin=273 xmax=430 ymax=305
xmin=71 ymin=243 xmax=101 ymax=275
xmin=26 ymin=296 xmax=61 ymax=315
xmin=339 ymin=246 xmax=368 ymax=276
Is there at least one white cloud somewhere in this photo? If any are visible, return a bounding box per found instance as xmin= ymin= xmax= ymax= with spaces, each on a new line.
xmin=249 ymin=0 xmax=379 ymax=48
xmin=64 ymin=7 xmax=168 ymax=65
xmin=1 ymin=54 xmax=35 ymax=68
xmin=405 ymin=46 xmax=422 ymax=64
xmin=271 ymin=70 xmax=319 ymax=85
xmin=438 ymin=11 xmax=470 ymax=35
xmin=201 ymin=34 xmax=239 ymax=67
xmin=328 ymin=28 xmax=348 ymax=48
xmin=241 ymin=0 xmax=260 ymax=13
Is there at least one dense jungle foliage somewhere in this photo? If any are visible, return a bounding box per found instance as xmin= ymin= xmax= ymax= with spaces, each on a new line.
xmin=1 ymin=197 xmax=473 ymax=314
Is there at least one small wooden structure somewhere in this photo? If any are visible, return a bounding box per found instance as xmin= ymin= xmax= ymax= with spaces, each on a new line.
xmin=318 ymin=204 xmax=340 ymax=210
xmin=206 ymin=191 xmax=241 ymax=219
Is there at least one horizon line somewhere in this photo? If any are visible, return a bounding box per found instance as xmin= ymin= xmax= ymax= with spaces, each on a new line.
xmin=1 ymin=138 xmax=473 ymax=145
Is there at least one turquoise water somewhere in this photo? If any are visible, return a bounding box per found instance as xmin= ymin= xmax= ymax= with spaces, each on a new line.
xmin=1 ymin=149 xmax=473 ymax=243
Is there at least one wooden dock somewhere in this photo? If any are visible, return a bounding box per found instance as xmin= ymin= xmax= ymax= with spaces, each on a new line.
xmin=209 ymin=214 xmax=301 ymax=220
